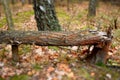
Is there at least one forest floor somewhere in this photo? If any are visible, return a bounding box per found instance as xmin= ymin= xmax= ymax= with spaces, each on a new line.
xmin=0 ymin=1 xmax=120 ymax=80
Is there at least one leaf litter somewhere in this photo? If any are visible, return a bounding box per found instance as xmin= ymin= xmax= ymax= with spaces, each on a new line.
xmin=0 ymin=2 xmax=120 ymax=80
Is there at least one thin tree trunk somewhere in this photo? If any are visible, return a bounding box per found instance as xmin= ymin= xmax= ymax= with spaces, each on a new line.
xmin=67 ymin=0 xmax=70 ymax=11
xmin=88 ymin=0 xmax=98 ymax=17
xmin=21 ymin=0 xmax=25 ymax=6
xmin=0 ymin=5 xmax=1 ymax=17
xmin=1 ymin=0 xmax=14 ymax=30
xmin=12 ymin=45 xmax=19 ymax=62
xmin=28 ymin=0 xmax=32 ymax=4
xmin=1 ymin=0 xmax=19 ymax=62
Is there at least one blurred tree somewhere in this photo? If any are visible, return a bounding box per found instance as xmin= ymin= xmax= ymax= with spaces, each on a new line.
xmin=67 ymin=0 xmax=70 ymax=11
xmin=11 ymin=0 xmax=15 ymax=5
xmin=88 ymin=0 xmax=98 ymax=17
xmin=33 ymin=0 xmax=61 ymax=31
xmin=1 ymin=0 xmax=19 ymax=62
xmin=28 ymin=0 xmax=32 ymax=4
xmin=21 ymin=0 xmax=25 ymax=6
xmin=1 ymin=0 xmax=14 ymax=30
xmin=0 ymin=1 xmax=1 ymax=17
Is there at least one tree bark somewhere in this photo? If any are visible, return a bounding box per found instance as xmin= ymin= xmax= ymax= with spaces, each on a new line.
xmin=0 ymin=30 xmax=112 ymax=64
xmin=85 ymin=27 xmax=112 ymax=64
xmin=88 ymin=0 xmax=98 ymax=17
xmin=12 ymin=45 xmax=19 ymax=62
xmin=1 ymin=0 xmax=14 ymax=30
xmin=28 ymin=0 xmax=32 ymax=4
xmin=0 ymin=31 xmax=111 ymax=46
xmin=85 ymin=40 xmax=111 ymax=64
xmin=67 ymin=0 xmax=70 ymax=11
xmin=33 ymin=0 xmax=61 ymax=31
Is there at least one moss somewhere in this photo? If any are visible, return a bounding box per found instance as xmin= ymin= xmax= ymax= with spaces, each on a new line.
xmin=0 ymin=10 xmax=34 ymax=28
xmin=32 ymin=63 xmax=43 ymax=70
xmin=13 ymin=10 xmax=34 ymax=23
xmin=77 ymin=68 xmax=94 ymax=80
xmin=0 ymin=18 xmax=7 ymax=28
xmin=48 ymin=46 xmax=59 ymax=51
xmin=96 ymin=62 xmax=106 ymax=67
xmin=114 ymin=29 xmax=120 ymax=39
xmin=0 ymin=77 xmax=5 ymax=80
xmin=80 ymin=25 xmax=89 ymax=30
xmin=77 ymin=10 xmax=87 ymax=19
xmin=56 ymin=8 xmax=70 ymax=20
xmin=19 ymin=45 xmax=31 ymax=55
xmin=10 ymin=75 xmax=30 ymax=80
xmin=57 ymin=12 xmax=69 ymax=19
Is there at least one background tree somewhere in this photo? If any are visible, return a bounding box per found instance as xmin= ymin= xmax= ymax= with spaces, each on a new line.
xmin=1 ymin=0 xmax=14 ymax=30
xmin=33 ymin=0 xmax=61 ymax=31
xmin=0 ymin=2 xmax=1 ymax=17
xmin=28 ymin=0 xmax=32 ymax=4
xmin=11 ymin=0 xmax=15 ymax=5
xmin=67 ymin=0 xmax=70 ymax=11
xmin=21 ymin=0 xmax=25 ymax=6
xmin=88 ymin=0 xmax=98 ymax=17
xmin=1 ymin=0 xmax=19 ymax=62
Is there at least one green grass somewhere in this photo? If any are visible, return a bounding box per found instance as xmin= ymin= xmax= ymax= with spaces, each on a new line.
xmin=114 ymin=29 xmax=120 ymax=38
xmin=77 ymin=9 xmax=87 ymax=19
xmin=0 ymin=18 xmax=6 ymax=28
xmin=32 ymin=63 xmax=43 ymax=70
xmin=57 ymin=12 xmax=69 ymax=19
xmin=0 ymin=77 xmax=5 ymax=80
xmin=10 ymin=75 xmax=30 ymax=80
xmin=76 ymin=68 xmax=94 ymax=80
xmin=19 ymin=45 xmax=31 ymax=55
xmin=56 ymin=7 xmax=70 ymax=20
xmin=48 ymin=46 xmax=59 ymax=51
xmin=13 ymin=10 xmax=34 ymax=23
xmin=0 ymin=10 xmax=34 ymax=28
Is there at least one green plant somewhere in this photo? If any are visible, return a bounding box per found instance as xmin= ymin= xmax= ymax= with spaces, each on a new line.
xmin=48 ymin=46 xmax=59 ymax=51
xmin=10 ymin=75 xmax=30 ymax=80
xmin=0 ymin=18 xmax=6 ymax=28
xmin=19 ymin=45 xmax=31 ymax=55
xmin=32 ymin=63 xmax=43 ymax=70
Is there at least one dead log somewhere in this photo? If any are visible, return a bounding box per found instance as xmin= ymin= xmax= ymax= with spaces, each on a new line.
xmin=0 ymin=31 xmax=110 ymax=46
xmin=0 ymin=30 xmax=112 ymax=64
xmin=85 ymin=27 xmax=112 ymax=64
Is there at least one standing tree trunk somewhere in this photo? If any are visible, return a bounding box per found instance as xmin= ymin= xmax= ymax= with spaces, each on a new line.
xmin=1 ymin=0 xmax=14 ymax=30
xmin=87 ymin=0 xmax=112 ymax=64
xmin=1 ymin=0 xmax=19 ymax=62
xmin=11 ymin=0 xmax=15 ymax=5
xmin=21 ymin=0 xmax=25 ymax=6
xmin=33 ymin=0 xmax=61 ymax=31
xmin=28 ymin=0 xmax=32 ymax=4
xmin=0 ymin=4 xmax=1 ymax=17
xmin=88 ymin=0 xmax=98 ymax=17
xmin=67 ymin=0 xmax=70 ymax=11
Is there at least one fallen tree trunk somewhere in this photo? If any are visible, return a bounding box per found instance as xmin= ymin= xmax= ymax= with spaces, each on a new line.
xmin=0 ymin=30 xmax=112 ymax=64
xmin=0 ymin=31 xmax=110 ymax=46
